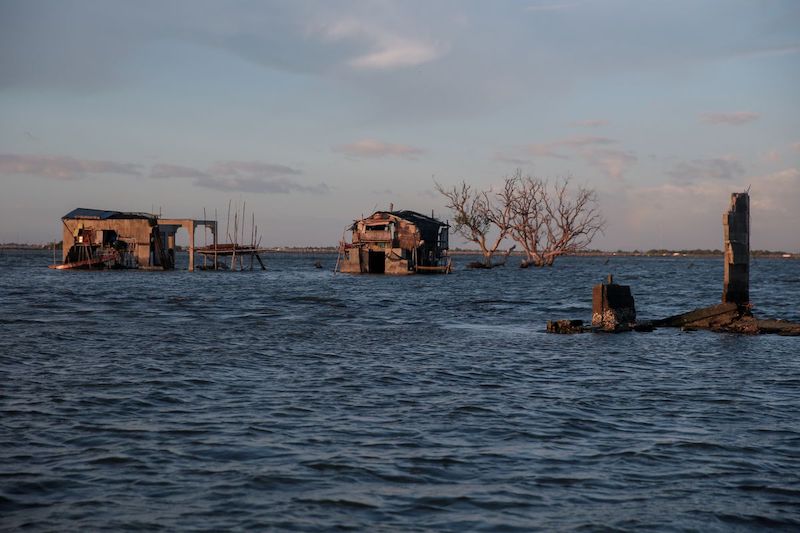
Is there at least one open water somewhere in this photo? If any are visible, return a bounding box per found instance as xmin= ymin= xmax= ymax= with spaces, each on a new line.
xmin=1 ymin=250 xmax=799 ymax=531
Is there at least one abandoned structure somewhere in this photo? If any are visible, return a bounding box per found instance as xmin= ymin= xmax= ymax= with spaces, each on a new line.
xmin=337 ymin=210 xmax=451 ymax=274
xmin=722 ymin=192 xmax=749 ymax=305
xmin=54 ymin=208 xmax=216 ymax=271
xmin=591 ymin=275 xmax=636 ymax=331
xmin=547 ymin=191 xmax=800 ymax=335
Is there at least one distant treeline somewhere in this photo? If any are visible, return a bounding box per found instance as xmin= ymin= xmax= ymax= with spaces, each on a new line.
xmin=1 ymin=243 xmax=794 ymax=258
xmin=0 ymin=242 xmax=62 ymax=250
xmin=449 ymin=248 xmax=794 ymax=258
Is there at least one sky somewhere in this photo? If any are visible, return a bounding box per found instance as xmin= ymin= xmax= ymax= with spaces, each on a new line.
xmin=1 ymin=0 xmax=798 ymax=250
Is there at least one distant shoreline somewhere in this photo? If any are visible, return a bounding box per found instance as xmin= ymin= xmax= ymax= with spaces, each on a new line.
xmin=3 ymin=243 xmax=795 ymax=259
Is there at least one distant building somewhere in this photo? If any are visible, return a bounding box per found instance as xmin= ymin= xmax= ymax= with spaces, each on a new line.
xmin=57 ymin=208 xmax=215 ymax=270
xmin=339 ymin=210 xmax=450 ymax=274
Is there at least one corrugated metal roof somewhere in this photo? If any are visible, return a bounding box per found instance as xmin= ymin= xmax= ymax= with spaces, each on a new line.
xmin=389 ymin=210 xmax=448 ymax=227
xmin=62 ymin=208 xmax=154 ymax=220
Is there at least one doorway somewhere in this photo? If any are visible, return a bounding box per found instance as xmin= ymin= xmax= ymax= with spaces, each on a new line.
xmin=367 ymin=250 xmax=385 ymax=273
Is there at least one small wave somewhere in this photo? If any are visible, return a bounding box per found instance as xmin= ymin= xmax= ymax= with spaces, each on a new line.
xmin=287 ymin=295 xmax=347 ymax=308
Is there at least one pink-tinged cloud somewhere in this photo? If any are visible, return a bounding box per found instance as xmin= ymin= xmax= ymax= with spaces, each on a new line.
xmin=524 ymin=136 xmax=618 ymax=159
xmin=700 ymin=111 xmax=760 ymax=125
xmin=0 ymin=154 xmax=141 ymax=180
xmin=747 ymin=168 xmax=800 ymax=215
xmin=335 ymin=139 xmax=425 ymax=159
xmin=570 ymin=119 xmax=609 ymax=128
xmin=761 ymin=150 xmax=781 ymax=164
xmin=150 ymin=164 xmax=208 ymax=179
xmin=525 ymin=136 xmax=617 ymax=159
xmin=624 ymin=167 xmax=800 ymax=249
xmin=793 ymin=142 xmax=800 ymax=153
xmin=559 ymin=136 xmax=617 ymax=148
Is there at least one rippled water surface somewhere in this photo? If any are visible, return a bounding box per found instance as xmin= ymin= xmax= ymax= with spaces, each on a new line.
xmin=2 ymin=250 xmax=799 ymax=531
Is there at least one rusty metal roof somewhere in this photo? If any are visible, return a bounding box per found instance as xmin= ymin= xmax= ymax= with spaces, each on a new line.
xmin=63 ymin=208 xmax=155 ymax=220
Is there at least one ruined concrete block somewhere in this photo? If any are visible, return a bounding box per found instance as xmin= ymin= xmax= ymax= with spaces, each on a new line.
xmin=592 ymin=275 xmax=636 ymax=331
xmin=723 ymin=192 xmax=749 ymax=305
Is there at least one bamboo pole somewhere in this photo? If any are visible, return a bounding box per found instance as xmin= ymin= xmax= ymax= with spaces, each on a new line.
xmin=226 ymin=200 xmax=232 ymax=244
xmin=241 ymin=201 xmax=246 ymax=249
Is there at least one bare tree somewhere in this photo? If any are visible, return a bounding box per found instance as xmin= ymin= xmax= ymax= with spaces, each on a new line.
xmin=435 ymin=179 xmax=514 ymax=267
xmin=506 ymin=175 xmax=605 ymax=267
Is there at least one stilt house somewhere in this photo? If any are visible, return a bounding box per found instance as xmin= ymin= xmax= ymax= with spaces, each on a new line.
xmin=339 ymin=210 xmax=450 ymax=274
xmin=58 ymin=208 xmax=215 ymax=270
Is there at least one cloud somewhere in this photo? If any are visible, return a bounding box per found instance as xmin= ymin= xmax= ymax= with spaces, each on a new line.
xmin=315 ymin=18 xmax=444 ymax=70
xmin=334 ymin=139 xmax=425 ymax=159
xmin=584 ymin=149 xmax=638 ymax=181
xmin=150 ymin=159 xmax=325 ymax=194
xmin=194 ymin=175 xmax=329 ymax=195
xmin=209 ymin=161 xmax=302 ymax=177
xmin=700 ymin=111 xmax=760 ymax=125
xmin=793 ymin=142 xmax=800 ymax=153
xmin=729 ymin=44 xmax=800 ymax=60
xmin=150 ymin=163 xmax=208 ymax=179
xmin=0 ymin=154 xmax=141 ymax=180
xmin=747 ymin=168 xmax=800 ymax=215
xmin=493 ymin=152 xmax=532 ymax=166
xmin=761 ymin=150 xmax=781 ymax=164
xmin=570 ymin=119 xmax=608 ymax=128
xmin=525 ymin=2 xmax=582 ymax=12
xmin=558 ymin=136 xmax=617 ymax=148
xmin=524 ymin=144 xmax=569 ymax=159
xmin=623 ymin=167 xmax=800 ymax=249
xmin=523 ymin=136 xmax=617 ymax=159
xmin=667 ymin=157 xmax=745 ymax=182
xmin=500 ymin=136 xmax=638 ymax=180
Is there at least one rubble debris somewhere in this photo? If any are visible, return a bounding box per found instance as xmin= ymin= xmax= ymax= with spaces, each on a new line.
xmin=654 ymin=302 xmax=740 ymax=329
xmin=546 ymin=319 xmax=589 ymax=334
xmin=655 ymin=192 xmax=800 ymax=335
xmin=545 ymin=192 xmax=800 ymax=336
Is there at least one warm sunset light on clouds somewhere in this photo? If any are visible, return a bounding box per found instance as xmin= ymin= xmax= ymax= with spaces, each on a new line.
xmin=1 ymin=0 xmax=798 ymax=250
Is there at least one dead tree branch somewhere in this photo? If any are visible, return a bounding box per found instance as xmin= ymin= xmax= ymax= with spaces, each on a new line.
xmin=435 ymin=177 xmax=514 ymax=267
xmin=507 ymin=175 xmax=605 ymax=267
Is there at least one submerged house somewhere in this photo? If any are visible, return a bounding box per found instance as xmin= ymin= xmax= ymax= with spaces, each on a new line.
xmin=339 ymin=210 xmax=450 ymax=274
xmin=56 ymin=208 xmax=216 ymax=271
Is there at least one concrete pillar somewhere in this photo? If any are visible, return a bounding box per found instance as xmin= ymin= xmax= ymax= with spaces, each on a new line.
xmin=722 ymin=192 xmax=749 ymax=305
xmin=188 ymin=223 xmax=195 ymax=272
xmin=592 ymin=275 xmax=636 ymax=331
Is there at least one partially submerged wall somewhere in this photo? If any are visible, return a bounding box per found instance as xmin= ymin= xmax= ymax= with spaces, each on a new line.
xmin=722 ymin=192 xmax=749 ymax=305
